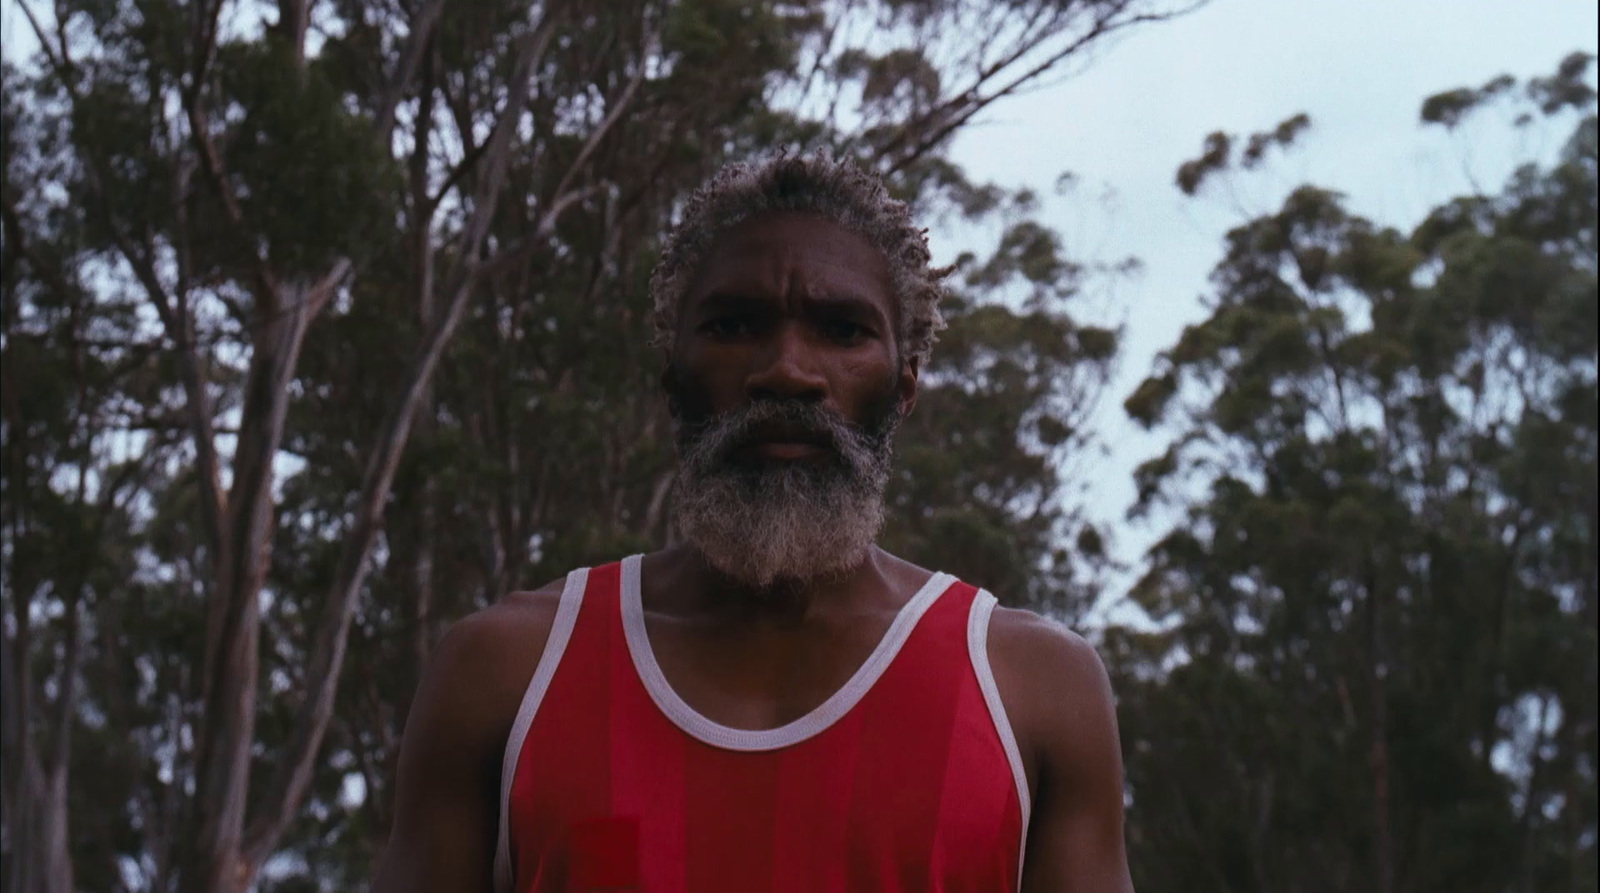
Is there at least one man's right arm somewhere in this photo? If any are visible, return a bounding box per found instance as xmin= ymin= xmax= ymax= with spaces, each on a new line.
xmin=372 ymin=584 xmax=563 ymax=893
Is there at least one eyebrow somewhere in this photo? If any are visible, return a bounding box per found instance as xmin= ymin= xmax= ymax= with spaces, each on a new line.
xmin=694 ymin=289 xmax=891 ymax=328
xmin=693 ymin=292 xmax=768 ymax=314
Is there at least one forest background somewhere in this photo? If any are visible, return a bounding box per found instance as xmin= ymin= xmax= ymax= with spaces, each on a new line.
xmin=0 ymin=1 xmax=1594 ymax=892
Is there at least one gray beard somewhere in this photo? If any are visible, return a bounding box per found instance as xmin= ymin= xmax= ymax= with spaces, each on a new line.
xmin=671 ymin=399 xmax=900 ymax=589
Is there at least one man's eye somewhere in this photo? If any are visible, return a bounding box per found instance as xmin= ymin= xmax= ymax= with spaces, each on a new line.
xmin=700 ymin=316 xmax=749 ymax=338
xmin=820 ymin=319 xmax=868 ymax=344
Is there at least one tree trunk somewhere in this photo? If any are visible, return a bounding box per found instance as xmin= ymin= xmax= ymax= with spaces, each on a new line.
xmin=1 ymin=612 xmax=36 ymax=893
xmin=178 ymin=276 xmax=321 ymax=893
xmin=411 ymin=53 xmax=440 ymax=673
xmin=1518 ymin=694 xmax=1554 ymax=893
xmin=1 ymin=605 xmax=78 ymax=893
xmin=1369 ymin=602 xmax=1394 ymax=893
xmin=36 ymin=766 xmax=73 ymax=893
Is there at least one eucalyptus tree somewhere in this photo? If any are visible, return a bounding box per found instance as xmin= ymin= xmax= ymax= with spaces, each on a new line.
xmin=1114 ymin=53 xmax=1597 ymax=893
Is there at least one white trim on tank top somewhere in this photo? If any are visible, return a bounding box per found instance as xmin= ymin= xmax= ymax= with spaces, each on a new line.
xmin=493 ymin=566 xmax=590 ymax=893
xmin=967 ymin=589 xmax=1032 ymax=891
xmin=620 ymin=552 xmax=956 ymax=752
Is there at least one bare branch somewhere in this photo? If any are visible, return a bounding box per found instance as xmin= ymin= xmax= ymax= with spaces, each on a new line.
xmin=542 ymin=57 xmax=648 ymax=223
xmin=183 ymin=100 xmax=281 ymax=308
xmin=15 ymin=1 xmax=66 ymax=79
xmin=187 ymin=0 xmax=226 ymax=91
xmin=877 ymin=3 xmax=1200 ymax=175
xmin=276 ymin=0 xmax=310 ymax=68
xmin=794 ymin=0 xmax=857 ymax=115
xmin=455 ymin=20 xmax=561 ymax=263
xmin=373 ymin=0 xmax=449 ymax=139
xmin=426 ymin=131 xmax=495 ymax=216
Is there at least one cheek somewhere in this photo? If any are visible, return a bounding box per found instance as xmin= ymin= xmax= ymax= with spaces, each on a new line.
xmin=665 ymin=355 xmax=722 ymax=426
xmin=842 ymin=351 xmax=906 ymax=419
xmin=849 ymin=343 xmax=901 ymax=389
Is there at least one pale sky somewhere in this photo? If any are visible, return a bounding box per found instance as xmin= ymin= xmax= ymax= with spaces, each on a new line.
xmin=931 ymin=0 xmax=1600 ymax=618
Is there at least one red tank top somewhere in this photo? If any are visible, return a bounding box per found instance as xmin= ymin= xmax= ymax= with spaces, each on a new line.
xmin=493 ymin=555 xmax=1029 ymax=893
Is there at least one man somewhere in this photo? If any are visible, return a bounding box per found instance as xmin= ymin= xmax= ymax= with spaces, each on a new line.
xmin=373 ymin=155 xmax=1133 ymax=892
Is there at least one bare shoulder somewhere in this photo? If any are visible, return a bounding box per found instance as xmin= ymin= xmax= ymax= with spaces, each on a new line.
xmin=982 ymin=611 xmax=1132 ymax=891
xmin=373 ymin=575 xmax=571 ymax=892
xmin=987 ymin=606 xmax=1113 ymax=699
xmin=984 ymin=605 xmax=1119 ymax=795
xmin=481 ymin=575 xmax=570 ymax=650
xmin=454 ymin=575 xmax=566 ymax=681
xmin=414 ymin=576 xmax=571 ymax=746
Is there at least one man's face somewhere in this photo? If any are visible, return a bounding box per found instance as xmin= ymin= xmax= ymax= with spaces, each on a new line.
xmin=665 ymin=212 xmax=918 ymax=588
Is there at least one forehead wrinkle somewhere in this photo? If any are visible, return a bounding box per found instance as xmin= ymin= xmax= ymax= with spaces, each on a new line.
xmin=688 ymin=235 xmax=791 ymax=296
xmin=684 ymin=217 xmax=899 ymax=332
xmin=779 ymin=250 xmax=896 ymax=324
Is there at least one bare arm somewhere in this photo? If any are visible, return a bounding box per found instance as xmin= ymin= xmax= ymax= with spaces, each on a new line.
xmin=372 ymin=588 xmax=560 ymax=893
xmin=996 ymin=611 xmax=1134 ymax=893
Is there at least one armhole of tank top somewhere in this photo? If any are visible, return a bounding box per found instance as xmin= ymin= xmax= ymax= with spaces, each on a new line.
xmin=492 ymin=567 xmax=590 ymax=893
xmin=967 ymin=589 xmax=1031 ymax=891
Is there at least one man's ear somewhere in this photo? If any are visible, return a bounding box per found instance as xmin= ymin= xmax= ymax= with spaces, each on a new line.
xmin=898 ymin=355 xmax=920 ymax=417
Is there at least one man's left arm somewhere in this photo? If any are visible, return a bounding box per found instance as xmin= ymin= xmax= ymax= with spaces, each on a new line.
xmin=1000 ymin=613 xmax=1134 ymax=893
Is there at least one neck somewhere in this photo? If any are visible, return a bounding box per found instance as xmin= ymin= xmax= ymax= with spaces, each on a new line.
xmin=657 ymin=543 xmax=892 ymax=627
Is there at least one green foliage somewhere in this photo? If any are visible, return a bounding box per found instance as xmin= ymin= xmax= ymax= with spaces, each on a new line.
xmin=1176 ymin=113 xmax=1314 ymax=196
xmin=1420 ymin=75 xmax=1517 ymax=129
xmin=215 ymin=39 xmax=400 ymax=276
xmin=1119 ymin=55 xmax=1598 ymax=893
xmin=1422 ymin=52 xmax=1597 ymax=130
xmin=885 ymin=283 xmax=1118 ymax=616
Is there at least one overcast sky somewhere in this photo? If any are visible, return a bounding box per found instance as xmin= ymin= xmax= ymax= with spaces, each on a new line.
xmin=928 ymin=0 xmax=1600 ymax=617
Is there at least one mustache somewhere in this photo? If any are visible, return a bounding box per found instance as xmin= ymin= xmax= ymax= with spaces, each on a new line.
xmin=679 ymin=399 xmax=882 ymax=471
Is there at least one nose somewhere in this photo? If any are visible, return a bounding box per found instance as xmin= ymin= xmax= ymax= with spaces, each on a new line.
xmin=746 ymin=323 xmax=827 ymax=402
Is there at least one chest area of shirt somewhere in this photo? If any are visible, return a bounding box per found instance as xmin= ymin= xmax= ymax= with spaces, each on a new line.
xmin=638 ymin=613 xmax=896 ymax=731
xmin=509 ymin=706 xmax=1024 ymax=893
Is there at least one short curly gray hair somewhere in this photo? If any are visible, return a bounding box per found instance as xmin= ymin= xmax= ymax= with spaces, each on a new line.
xmin=649 ymin=154 xmax=948 ymax=367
